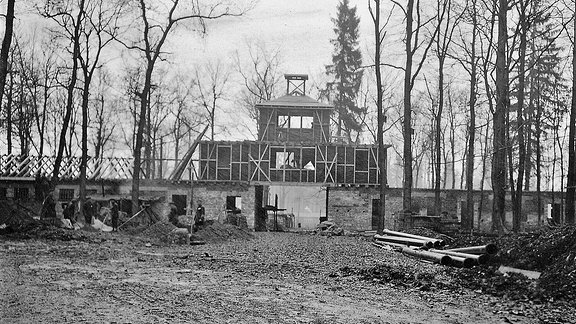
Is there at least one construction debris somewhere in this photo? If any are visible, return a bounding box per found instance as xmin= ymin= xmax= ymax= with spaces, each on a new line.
xmin=498 ymin=265 xmax=541 ymax=280
xmin=315 ymin=221 xmax=344 ymax=236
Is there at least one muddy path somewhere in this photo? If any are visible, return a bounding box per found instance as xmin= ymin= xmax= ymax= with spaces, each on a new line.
xmin=0 ymin=232 xmax=559 ymax=323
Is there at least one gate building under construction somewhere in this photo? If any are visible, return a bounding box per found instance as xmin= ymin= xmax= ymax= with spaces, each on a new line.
xmin=193 ymin=74 xmax=386 ymax=230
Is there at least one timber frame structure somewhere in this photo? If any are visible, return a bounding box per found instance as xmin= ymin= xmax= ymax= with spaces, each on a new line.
xmin=197 ymin=74 xmax=388 ymax=186
xmin=198 ymin=141 xmax=382 ymax=185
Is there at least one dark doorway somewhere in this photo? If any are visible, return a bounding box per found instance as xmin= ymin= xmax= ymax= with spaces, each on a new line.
xmin=172 ymin=195 xmax=187 ymax=215
xmin=372 ymin=199 xmax=380 ymax=230
xmin=552 ymin=203 xmax=562 ymax=225
xmin=254 ymin=185 xmax=266 ymax=231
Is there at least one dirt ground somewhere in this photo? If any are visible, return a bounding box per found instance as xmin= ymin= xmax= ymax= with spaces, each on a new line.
xmin=0 ymin=228 xmax=574 ymax=324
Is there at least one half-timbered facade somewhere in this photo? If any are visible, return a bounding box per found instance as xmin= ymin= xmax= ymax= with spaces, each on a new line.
xmin=197 ymin=74 xmax=386 ymax=187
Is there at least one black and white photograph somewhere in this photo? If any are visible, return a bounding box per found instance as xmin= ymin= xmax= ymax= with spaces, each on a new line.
xmin=1 ymin=0 xmax=576 ymax=322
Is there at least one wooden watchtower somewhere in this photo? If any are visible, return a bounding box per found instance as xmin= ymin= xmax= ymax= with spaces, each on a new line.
xmin=257 ymin=74 xmax=332 ymax=144
xmin=197 ymin=74 xmax=385 ymax=185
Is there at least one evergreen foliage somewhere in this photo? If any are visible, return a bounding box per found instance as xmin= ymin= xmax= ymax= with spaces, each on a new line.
xmin=325 ymin=0 xmax=364 ymax=142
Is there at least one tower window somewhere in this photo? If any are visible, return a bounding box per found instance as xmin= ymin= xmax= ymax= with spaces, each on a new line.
xmin=278 ymin=114 xmax=313 ymax=129
xmin=278 ymin=115 xmax=289 ymax=128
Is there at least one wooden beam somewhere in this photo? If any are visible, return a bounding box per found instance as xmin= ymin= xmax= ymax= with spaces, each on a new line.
xmin=169 ymin=124 xmax=209 ymax=181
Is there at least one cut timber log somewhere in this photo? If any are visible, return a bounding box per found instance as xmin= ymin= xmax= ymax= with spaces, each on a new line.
xmin=430 ymin=249 xmax=489 ymax=265
xmin=374 ymin=234 xmax=434 ymax=248
xmin=497 ymin=265 xmax=541 ymax=279
xmin=383 ymin=229 xmax=445 ymax=247
xmin=447 ymin=244 xmax=498 ymax=255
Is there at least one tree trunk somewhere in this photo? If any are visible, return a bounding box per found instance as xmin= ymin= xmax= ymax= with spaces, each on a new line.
xmin=465 ymin=2 xmax=478 ymax=231
xmin=79 ymin=73 xmax=90 ymax=224
xmin=536 ymin=99 xmax=543 ymax=225
xmin=144 ymin=92 xmax=152 ymax=178
xmin=403 ymin=0 xmax=415 ymax=213
xmin=6 ymin=68 xmax=13 ymax=154
xmin=566 ymin=16 xmax=576 ymax=225
xmin=434 ymin=58 xmax=444 ymax=216
xmin=492 ymin=0 xmax=508 ymax=234
xmin=0 ymin=0 xmax=15 ymax=116
xmin=512 ymin=2 xmax=528 ymax=232
xmin=53 ymin=1 xmax=84 ymax=181
xmin=132 ymin=69 xmax=153 ymax=215
xmin=449 ymin=108 xmax=456 ymax=189
xmin=370 ymin=0 xmax=386 ymax=234
xmin=524 ymin=39 xmax=537 ymax=191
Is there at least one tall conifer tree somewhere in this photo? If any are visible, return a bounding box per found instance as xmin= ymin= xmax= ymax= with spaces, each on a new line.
xmin=326 ymin=0 xmax=364 ymax=143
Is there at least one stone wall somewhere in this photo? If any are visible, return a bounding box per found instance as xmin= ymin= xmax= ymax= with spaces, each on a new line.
xmin=8 ymin=177 xmax=563 ymax=232
xmin=328 ymin=187 xmax=563 ymax=232
xmin=191 ymin=183 xmax=255 ymax=227
xmin=50 ymin=180 xmax=257 ymax=226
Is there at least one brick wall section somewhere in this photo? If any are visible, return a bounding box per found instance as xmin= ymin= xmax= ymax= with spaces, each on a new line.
xmin=191 ymin=183 xmax=255 ymax=227
xmin=14 ymin=177 xmax=561 ymax=231
xmin=328 ymin=187 xmax=376 ymax=230
xmin=328 ymin=187 xmax=398 ymax=231
xmin=328 ymin=187 xmax=562 ymax=232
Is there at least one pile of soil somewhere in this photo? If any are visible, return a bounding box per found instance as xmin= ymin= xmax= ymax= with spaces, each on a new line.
xmin=337 ymin=264 xmax=439 ymax=291
xmin=443 ymin=226 xmax=576 ymax=302
xmin=140 ymin=221 xmax=177 ymax=238
xmin=133 ymin=220 xmax=253 ymax=244
xmin=192 ymin=222 xmax=253 ymax=242
xmin=0 ymin=201 xmax=39 ymax=232
xmin=499 ymin=226 xmax=576 ymax=300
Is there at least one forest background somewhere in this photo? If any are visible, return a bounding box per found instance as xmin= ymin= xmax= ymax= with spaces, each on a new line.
xmin=0 ymin=0 xmax=574 ymax=231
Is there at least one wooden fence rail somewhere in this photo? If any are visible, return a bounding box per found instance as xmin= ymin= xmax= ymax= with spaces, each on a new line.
xmin=0 ymin=154 xmax=185 ymax=181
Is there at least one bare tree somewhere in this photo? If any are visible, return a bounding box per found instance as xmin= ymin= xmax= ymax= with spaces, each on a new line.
xmin=167 ymin=72 xmax=198 ymax=162
xmin=492 ymin=0 xmax=509 ymax=234
xmin=91 ymin=69 xmax=117 ymax=160
xmin=431 ymin=0 xmax=461 ymax=215
xmin=194 ymin=60 xmax=230 ymax=141
xmin=41 ymin=0 xmax=84 ymax=181
xmin=393 ymin=0 xmax=442 ymax=212
xmin=76 ymin=0 xmax=126 ymax=220
xmin=35 ymin=39 xmax=60 ymax=156
xmin=566 ymin=0 xmax=575 ymax=224
xmin=462 ymin=0 xmax=480 ymax=231
xmin=118 ymin=0 xmax=248 ymax=215
xmin=235 ymin=40 xmax=283 ymax=139
xmin=0 ymin=0 xmax=15 ymax=120
xmin=368 ymin=0 xmax=393 ymax=233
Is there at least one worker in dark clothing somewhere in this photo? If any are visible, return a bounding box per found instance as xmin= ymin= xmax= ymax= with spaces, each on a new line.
xmin=83 ymin=198 xmax=94 ymax=224
xmin=194 ymin=203 xmax=205 ymax=232
xmin=168 ymin=203 xmax=179 ymax=226
xmin=41 ymin=191 xmax=56 ymax=220
xmin=110 ymin=199 xmax=119 ymax=232
xmin=63 ymin=200 xmax=76 ymax=224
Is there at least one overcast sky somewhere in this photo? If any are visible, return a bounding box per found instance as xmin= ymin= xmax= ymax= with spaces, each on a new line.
xmin=173 ymin=0 xmax=396 ymax=79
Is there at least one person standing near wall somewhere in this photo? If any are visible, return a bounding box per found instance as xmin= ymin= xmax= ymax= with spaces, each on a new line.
xmin=41 ymin=191 xmax=56 ymax=221
xmin=83 ymin=198 xmax=94 ymax=225
xmin=194 ymin=203 xmax=205 ymax=232
xmin=110 ymin=199 xmax=119 ymax=232
xmin=63 ymin=199 xmax=76 ymax=224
